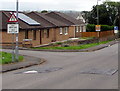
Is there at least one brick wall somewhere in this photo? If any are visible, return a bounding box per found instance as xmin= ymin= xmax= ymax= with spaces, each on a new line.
xmin=29 ymin=30 xmax=41 ymax=47
xmin=41 ymin=28 xmax=54 ymax=45
xmin=69 ymin=26 xmax=75 ymax=38
xmin=69 ymin=26 xmax=86 ymax=38
xmin=1 ymin=28 xmax=114 ymax=47
xmin=55 ymin=27 xmax=69 ymax=41
xmin=1 ymin=30 xmax=25 ymax=47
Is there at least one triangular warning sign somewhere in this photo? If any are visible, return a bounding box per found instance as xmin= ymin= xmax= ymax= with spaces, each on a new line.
xmin=8 ymin=13 xmax=18 ymax=22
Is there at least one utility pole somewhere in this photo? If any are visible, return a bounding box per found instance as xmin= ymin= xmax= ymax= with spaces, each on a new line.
xmin=96 ymin=0 xmax=100 ymax=43
xmin=15 ymin=0 xmax=19 ymax=61
xmin=97 ymin=0 xmax=99 ymax=25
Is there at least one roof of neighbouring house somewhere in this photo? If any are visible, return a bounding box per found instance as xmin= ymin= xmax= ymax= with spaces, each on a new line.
xmin=45 ymin=12 xmax=85 ymax=26
xmin=26 ymin=12 xmax=68 ymax=28
xmin=1 ymin=10 xmax=86 ymax=30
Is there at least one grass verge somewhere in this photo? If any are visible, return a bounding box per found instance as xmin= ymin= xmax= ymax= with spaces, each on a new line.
xmin=32 ymin=40 xmax=112 ymax=50
xmin=0 ymin=52 xmax=24 ymax=64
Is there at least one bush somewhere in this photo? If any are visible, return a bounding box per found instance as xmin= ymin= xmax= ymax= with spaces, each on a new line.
xmin=86 ymin=24 xmax=95 ymax=32
xmin=55 ymin=42 xmax=62 ymax=45
xmin=86 ymin=24 xmax=114 ymax=32
xmin=101 ymin=25 xmax=114 ymax=31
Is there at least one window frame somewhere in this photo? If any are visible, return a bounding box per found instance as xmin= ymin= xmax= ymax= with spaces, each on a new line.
xmin=64 ymin=27 xmax=68 ymax=35
xmin=59 ymin=27 xmax=63 ymax=35
xmin=76 ymin=26 xmax=79 ymax=32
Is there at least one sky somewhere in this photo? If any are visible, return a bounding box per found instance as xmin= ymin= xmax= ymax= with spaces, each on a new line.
xmin=0 ymin=0 xmax=120 ymax=11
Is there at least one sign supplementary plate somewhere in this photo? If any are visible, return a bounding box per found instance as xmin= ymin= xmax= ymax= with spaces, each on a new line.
xmin=7 ymin=24 xmax=19 ymax=33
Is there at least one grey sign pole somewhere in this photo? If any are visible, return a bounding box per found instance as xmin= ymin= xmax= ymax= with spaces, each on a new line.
xmin=15 ymin=0 xmax=19 ymax=61
xmin=12 ymin=33 xmax=14 ymax=62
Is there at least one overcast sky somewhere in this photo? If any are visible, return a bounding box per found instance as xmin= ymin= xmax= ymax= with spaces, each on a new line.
xmin=0 ymin=0 xmax=120 ymax=11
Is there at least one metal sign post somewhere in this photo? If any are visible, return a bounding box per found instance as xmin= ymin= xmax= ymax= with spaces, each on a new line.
xmin=7 ymin=0 xmax=19 ymax=62
xmin=15 ymin=0 xmax=19 ymax=61
xmin=7 ymin=24 xmax=19 ymax=62
xmin=12 ymin=34 xmax=15 ymax=62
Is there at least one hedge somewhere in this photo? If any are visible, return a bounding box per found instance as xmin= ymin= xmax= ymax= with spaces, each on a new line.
xmin=86 ymin=24 xmax=114 ymax=32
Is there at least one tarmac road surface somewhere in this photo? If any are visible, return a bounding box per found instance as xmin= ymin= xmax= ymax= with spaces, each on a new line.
xmin=2 ymin=44 xmax=118 ymax=89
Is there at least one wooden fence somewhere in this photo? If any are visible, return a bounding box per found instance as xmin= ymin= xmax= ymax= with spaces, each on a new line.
xmin=81 ymin=30 xmax=114 ymax=38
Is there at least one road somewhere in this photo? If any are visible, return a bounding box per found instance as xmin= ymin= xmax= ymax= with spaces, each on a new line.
xmin=2 ymin=44 xmax=118 ymax=89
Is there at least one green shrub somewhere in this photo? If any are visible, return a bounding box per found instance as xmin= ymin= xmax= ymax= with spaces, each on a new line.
xmin=101 ymin=25 xmax=114 ymax=31
xmin=86 ymin=24 xmax=95 ymax=32
xmin=55 ymin=42 xmax=62 ymax=45
xmin=86 ymin=24 xmax=114 ymax=32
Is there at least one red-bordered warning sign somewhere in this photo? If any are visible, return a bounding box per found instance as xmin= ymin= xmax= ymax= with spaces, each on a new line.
xmin=8 ymin=12 xmax=18 ymax=22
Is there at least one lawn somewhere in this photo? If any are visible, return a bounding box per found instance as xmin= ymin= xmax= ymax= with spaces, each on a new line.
xmin=0 ymin=52 xmax=24 ymax=64
xmin=32 ymin=40 xmax=112 ymax=50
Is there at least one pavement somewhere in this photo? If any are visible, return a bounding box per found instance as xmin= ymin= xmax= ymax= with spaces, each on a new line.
xmin=1 ymin=55 xmax=46 ymax=73
xmin=1 ymin=39 xmax=119 ymax=73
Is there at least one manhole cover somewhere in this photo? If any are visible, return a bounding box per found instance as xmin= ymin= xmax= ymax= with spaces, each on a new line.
xmin=79 ymin=68 xmax=118 ymax=75
xmin=15 ymin=67 xmax=62 ymax=74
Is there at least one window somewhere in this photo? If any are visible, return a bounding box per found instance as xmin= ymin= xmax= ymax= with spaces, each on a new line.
xmin=79 ymin=26 xmax=83 ymax=32
xmin=25 ymin=30 xmax=28 ymax=39
xmin=33 ymin=30 xmax=36 ymax=40
xmin=64 ymin=27 xmax=68 ymax=35
xmin=83 ymin=26 xmax=86 ymax=32
xmin=46 ymin=29 xmax=49 ymax=38
xmin=59 ymin=28 xmax=63 ymax=35
xmin=76 ymin=26 xmax=79 ymax=32
xmin=81 ymin=26 xmax=83 ymax=32
xmin=80 ymin=26 xmax=82 ymax=32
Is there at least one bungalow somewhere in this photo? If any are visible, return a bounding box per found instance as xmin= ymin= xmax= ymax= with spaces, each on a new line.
xmin=45 ymin=12 xmax=86 ymax=38
xmin=0 ymin=11 xmax=86 ymax=47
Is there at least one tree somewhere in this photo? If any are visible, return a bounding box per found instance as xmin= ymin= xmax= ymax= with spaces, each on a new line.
xmin=83 ymin=1 xmax=120 ymax=26
xmin=81 ymin=11 xmax=90 ymax=23
xmin=41 ymin=10 xmax=48 ymax=13
xmin=104 ymin=1 xmax=120 ymax=26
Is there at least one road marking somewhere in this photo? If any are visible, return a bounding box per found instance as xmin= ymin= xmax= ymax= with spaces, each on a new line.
xmin=23 ymin=70 xmax=38 ymax=74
